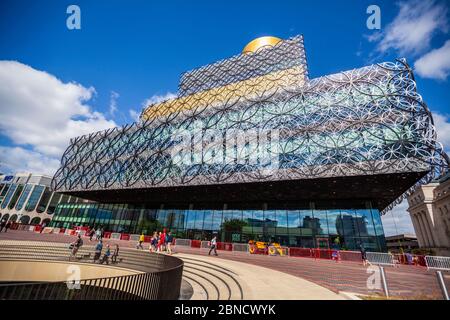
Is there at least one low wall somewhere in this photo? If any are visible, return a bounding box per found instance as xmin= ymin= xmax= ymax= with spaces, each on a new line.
xmin=0 ymin=260 xmax=141 ymax=282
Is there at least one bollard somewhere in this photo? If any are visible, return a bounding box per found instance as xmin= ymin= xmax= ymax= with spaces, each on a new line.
xmin=379 ymin=266 xmax=389 ymax=298
xmin=436 ymin=271 xmax=449 ymax=300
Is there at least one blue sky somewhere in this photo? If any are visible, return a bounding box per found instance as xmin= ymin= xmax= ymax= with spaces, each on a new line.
xmin=0 ymin=0 xmax=449 ymax=235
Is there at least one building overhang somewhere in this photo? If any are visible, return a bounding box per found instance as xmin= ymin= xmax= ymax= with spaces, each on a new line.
xmin=59 ymin=171 xmax=428 ymax=212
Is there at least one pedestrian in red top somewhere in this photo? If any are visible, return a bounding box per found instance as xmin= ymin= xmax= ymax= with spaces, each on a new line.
xmin=156 ymin=231 xmax=163 ymax=253
xmin=161 ymin=228 xmax=167 ymax=252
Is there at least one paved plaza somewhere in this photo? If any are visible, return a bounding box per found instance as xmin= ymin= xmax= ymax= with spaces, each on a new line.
xmin=1 ymin=230 xmax=449 ymax=299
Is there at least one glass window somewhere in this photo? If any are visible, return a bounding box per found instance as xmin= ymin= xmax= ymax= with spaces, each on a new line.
xmin=241 ymin=210 xmax=253 ymax=242
xmin=221 ymin=210 xmax=244 ymax=243
xmin=8 ymin=184 xmax=24 ymax=209
xmin=326 ymin=210 xmax=342 ymax=249
xmin=275 ymin=210 xmax=289 ymax=245
xmin=371 ymin=208 xmax=387 ymax=251
xmin=354 ymin=209 xmax=376 ymax=236
xmin=1 ymin=184 xmax=17 ymax=209
xmin=194 ymin=210 xmax=204 ymax=230
xmin=15 ymin=184 xmax=33 ymax=210
xmin=287 ymin=210 xmax=301 ymax=246
xmin=46 ymin=193 xmax=62 ymax=214
xmin=185 ymin=210 xmax=196 ymax=230
xmin=311 ymin=210 xmax=328 ymax=236
xmin=26 ymin=185 xmax=45 ymax=212
xmin=0 ymin=184 xmax=10 ymax=197
xmin=157 ymin=210 xmax=168 ymax=227
xmin=30 ymin=217 xmax=41 ymax=225
xmin=202 ymin=210 xmax=214 ymax=231
xmin=340 ymin=210 xmax=360 ymax=237
xmin=211 ymin=210 xmax=223 ymax=232
xmin=264 ymin=210 xmax=277 ymax=241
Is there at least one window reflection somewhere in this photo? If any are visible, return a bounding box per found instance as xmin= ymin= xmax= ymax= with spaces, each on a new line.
xmin=48 ymin=204 xmax=387 ymax=251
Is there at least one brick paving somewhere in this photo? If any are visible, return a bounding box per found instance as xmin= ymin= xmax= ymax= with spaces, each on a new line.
xmin=1 ymin=229 xmax=449 ymax=299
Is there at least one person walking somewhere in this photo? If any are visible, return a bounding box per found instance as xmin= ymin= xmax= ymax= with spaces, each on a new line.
xmin=166 ymin=231 xmax=173 ymax=255
xmin=100 ymin=244 xmax=111 ymax=265
xmin=0 ymin=220 xmax=6 ymax=232
xmin=95 ymin=228 xmax=102 ymax=241
xmin=111 ymin=244 xmax=120 ymax=263
xmin=156 ymin=231 xmax=163 ymax=253
xmin=360 ymin=243 xmax=368 ymax=266
xmin=40 ymin=222 xmax=46 ymax=233
xmin=161 ymin=229 xmax=167 ymax=252
xmin=93 ymin=240 xmax=103 ymax=263
xmin=136 ymin=233 xmax=145 ymax=249
xmin=89 ymin=228 xmax=96 ymax=241
xmin=208 ymin=236 xmax=218 ymax=256
xmin=69 ymin=235 xmax=83 ymax=260
xmin=150 ymin=232 xmax=158 ymax=253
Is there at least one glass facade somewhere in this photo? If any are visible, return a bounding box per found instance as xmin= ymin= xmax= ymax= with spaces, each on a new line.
xmin=7 ymin=184 xmax=24 ymax=210
xmin=26 ymin=185 xmax=45 ymax=212
xmin=51 ymin=203 xmax=386 ymax=251
xmin=1 ymin=184 xmax=17 ymax=209
xmin=15 ymin=184 xmax=33 ymax=211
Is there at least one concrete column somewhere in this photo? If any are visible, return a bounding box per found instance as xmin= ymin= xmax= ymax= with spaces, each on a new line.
xmin=419 ymin=212 xmax=434 ymax=247
xmin=411 ymin=213 xmax=426 ymax=247
xmin=422 ymin=210 xmax=437 ymax=247
xmin=416 ymin=212 xmax=430 ymax=247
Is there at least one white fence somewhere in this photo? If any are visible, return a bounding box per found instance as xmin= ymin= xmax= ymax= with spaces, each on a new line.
xmin=110 ymin=232 xmax=121 ymax=240
xmin=425 ymin=255 xmax=450 ymax=271
xmin=366 ymin=252 xmax=395 ymax=266
xmin=200 ymin=240 xmax=210 ymax=249
xmin=232 ymin=243 xmax=249 ymax=253
xmin=130 ymin=234 xmax=140 ymax=241
xmin=174 ymin=238 xmax=191 ymax=247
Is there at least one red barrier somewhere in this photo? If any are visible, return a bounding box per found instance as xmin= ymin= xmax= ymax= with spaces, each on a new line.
xmin=144 ymin=235 xmax=152 ymax=243
xmin=120 ymin=233 xmax=130 ymax=241
xmin=103 ymin=232 xmax=111 ymax=239
xmin=34 ymin=225 xmax=42 ymax=233
xmin=339 ymin=250 xmax=363 ymax=262
xmin=289 ymin=247 xmax=314 ymax=258
xmin=217 ymin=242 xmax=233 ymax=251
xmin=191 ymin=240 xmax=201 ymax=248
xmin=59 ymin=228 xmax=65 ymax=233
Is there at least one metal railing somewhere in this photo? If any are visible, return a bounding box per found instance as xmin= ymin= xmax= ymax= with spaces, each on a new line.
xmin=173 ymin=238 xmax=191 ymax=247
xmin=231 ymin=243 xmax=249 ymax=253
xmin=425 ymin=256 xmax=450 ymax=271
xmin=366 ymin=252 xmax=395 ymax=266
xmin=0 ymin=242 xmax=184 ymax=300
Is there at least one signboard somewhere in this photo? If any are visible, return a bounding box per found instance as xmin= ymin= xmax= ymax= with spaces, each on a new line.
xmin=3 ymin=175 xmax=13 ymax=182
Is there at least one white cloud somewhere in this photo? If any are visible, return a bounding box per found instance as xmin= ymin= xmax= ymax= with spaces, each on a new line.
xmin=0 ymin=60 xmax=117 ymax=174
xmin=370 ymin=0 xmax=448 ymax=56
xmin=129 ymin=109 xmax=140 ymax=122
xmin=142 ymin=92 xmax=177 ymax=108
xmin=0 ymin=146 xmax=60 ymax=176
xmin=382 ymin=200 xmax=415 ymax=236
xmin=433 ymin=111 xmax=450 ymax=152
xmin=414 ymin=40 xmax=450 ymax=80
xmin=109 ymin=91 xmax=120 ymax=116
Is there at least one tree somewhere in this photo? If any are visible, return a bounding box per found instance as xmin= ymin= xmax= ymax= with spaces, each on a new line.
xmin=221 ymin=218 xmax=248 ymax=232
